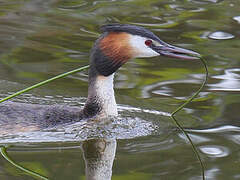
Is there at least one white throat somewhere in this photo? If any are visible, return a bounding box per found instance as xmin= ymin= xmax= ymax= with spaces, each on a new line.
xmin=88 ymin=74 xmax=118 ymax=117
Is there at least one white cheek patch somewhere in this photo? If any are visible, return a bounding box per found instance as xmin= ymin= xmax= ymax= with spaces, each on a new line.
xmin=128 ymin=35 xmax=160 ymax=58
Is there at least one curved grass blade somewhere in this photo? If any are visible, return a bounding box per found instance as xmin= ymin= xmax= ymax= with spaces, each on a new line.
xmin=0 ymin=65 xmax=90 ymax=103
xmin=0 ymin=146 xmax=49 ymax=180
xmin=171 ymin=57 xmax=208 ymax=180
xmin=171 ymin=57 xmax=208 ymax=116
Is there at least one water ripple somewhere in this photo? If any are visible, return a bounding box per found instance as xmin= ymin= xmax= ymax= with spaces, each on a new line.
xmin=190 ymin=0 xmax=224 ymax=4
xmin=58 ymin=2 xmax=88 ymax=10
xmin=187 ymin=125 xmax=240 ymax=133
xmin=118 ymin=105 xmax=171 ymax=116
xmin=209 ymin=68 xmax=240 ymax=92
xmin=169 ymin=4 xmax=206 ymax=12
xmin=178 ymin=133 xmax=210 ymax=144
xmin=0 ymin=116 xmax=155 ymax=144
xmin=233 ymin=16 xmax=240 ymax=23
xmin=208 ymin=31 xmax=235 ymax=40
xmin=199 ymin=145 xmax=229 ymax=157
xmin=142 ymin=79 xmax=202 ymax=98
xmin=227 ymin=134 xmax=240 ymax=145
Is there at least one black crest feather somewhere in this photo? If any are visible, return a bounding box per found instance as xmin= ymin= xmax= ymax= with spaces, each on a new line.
xmin=100 ymin=23 xmax=163 ymax=43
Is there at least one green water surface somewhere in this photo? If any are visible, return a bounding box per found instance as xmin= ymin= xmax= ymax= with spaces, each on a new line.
xmin=0 ymin=0 xmax=240 ymax=179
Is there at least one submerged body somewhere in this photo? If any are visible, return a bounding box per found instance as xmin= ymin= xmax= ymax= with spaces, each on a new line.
xmin=0 ymin=24 xmax=200 ymax=133
xmin=0 ymin=102 xmax=83 ymax=134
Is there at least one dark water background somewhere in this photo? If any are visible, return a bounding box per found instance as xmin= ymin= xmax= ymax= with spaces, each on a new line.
xmin=0 ymin=0 xmax=240 ymax=179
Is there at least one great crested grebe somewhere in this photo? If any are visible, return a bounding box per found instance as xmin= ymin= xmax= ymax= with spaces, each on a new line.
xmin=0 ymin=24 xmax=200 ymax=130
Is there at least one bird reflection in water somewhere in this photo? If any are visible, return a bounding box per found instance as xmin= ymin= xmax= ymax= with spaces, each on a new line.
xmin=82 ymin=138 xmax=116 ymax=180
xmin=1 ymin=138 xmax=117 ymax=180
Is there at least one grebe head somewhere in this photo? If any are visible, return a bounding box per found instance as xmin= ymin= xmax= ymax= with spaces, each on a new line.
xmin=91 ymin=23 xmax=200 ymax=76
xmin=84 ymin=24 xmax=200 ymax=118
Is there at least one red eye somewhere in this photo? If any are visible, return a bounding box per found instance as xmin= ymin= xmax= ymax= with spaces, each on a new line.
xmin=145 ymin=40 xmax=152 ymax=46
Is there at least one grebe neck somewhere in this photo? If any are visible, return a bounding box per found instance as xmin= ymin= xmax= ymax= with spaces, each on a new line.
xmin=82 ymin=34 xmax=123 ymax=119
xmin=83 ymin=66 xmax=117 ymax=118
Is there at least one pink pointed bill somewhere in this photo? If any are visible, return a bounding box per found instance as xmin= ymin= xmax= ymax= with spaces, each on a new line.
xmin=152 ymin=44 xmax=201 ymax=60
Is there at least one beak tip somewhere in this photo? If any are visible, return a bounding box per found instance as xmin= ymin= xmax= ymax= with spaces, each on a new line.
xmin=189 ymin=52 xmax=201 ymax=59
xmin=157 ymin=44 xmax=201 ymax=60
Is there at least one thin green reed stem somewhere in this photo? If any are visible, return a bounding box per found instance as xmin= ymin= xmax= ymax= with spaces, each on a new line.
xmin=0 ymin=146 xmax=49 ymax=180
xmin=171 ymin=58 xmax=208 ymax=116
xmin=0 ymin=65 xmax=90 ymax=103
xmin=171 ymin=57 xmax=208 ymax=180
